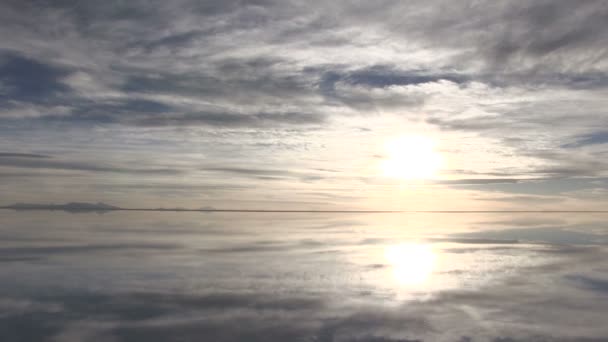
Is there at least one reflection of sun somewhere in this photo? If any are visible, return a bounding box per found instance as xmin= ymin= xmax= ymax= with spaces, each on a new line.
xmin=385 ymin=243 xmax=435 ymax=285
xmin=381 ymin=135 xmax=442 ymax=180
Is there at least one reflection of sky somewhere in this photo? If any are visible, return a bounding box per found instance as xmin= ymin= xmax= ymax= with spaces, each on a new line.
xmin=1 ymin=212 xmax=608 ymax=341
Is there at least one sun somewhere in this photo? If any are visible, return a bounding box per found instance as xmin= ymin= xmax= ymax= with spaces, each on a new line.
xmin=381 ymin=135 xmax=442 ymax=180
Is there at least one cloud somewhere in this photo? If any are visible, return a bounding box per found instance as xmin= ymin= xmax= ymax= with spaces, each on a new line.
xmin=0 ymin=0 xmax=607 ymax=206
xmin=562 ymin=131 xmax=608 ymax=148
xmin=71 ymin=99 xmax=173 ymax=123
xmin=479 ymin=217 xmax=566 ymax=228
xmin=437 ymin=179 xmax=527 ymax=185
xmin=429 ymin=237 xmax=519 ymax=245
xmin=332 ymin=65 xmax=467 ymax=89
xmin=385 ymin=0 xmax=608 ymax=78
xmin=0 ymin=243 xmax=181 ymax=260
xmin=566 ymin=275 xmax=608 ymax=294
xmin=201 ymin=166 xmax=326 ymax=182
xmin=0 ymin=153 xmax=181 ymax=175
xmin=135 ymin=30 xmax=205 ymax=52
xmin=449 ymin=226 xmax=608 ymax=245
xmin=132 ymin=111 xmax=325 ymax=128
xmin=0 ymin=152 xmax=48 ymax=158
xmin=474 ymin=195 xmax=566 ymax=204
xmin=0 ymin=51 xmax=72 ymax=104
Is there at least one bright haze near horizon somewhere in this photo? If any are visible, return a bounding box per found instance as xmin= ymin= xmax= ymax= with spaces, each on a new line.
xmin=1 ymin=0 xmax=607 ymax=211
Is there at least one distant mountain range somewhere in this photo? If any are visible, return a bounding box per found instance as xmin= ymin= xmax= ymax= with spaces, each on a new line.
xmin=2 ymin=203 xmax=600 ymax=213
xmin=0 ymin=202 xmax=220 ymax=213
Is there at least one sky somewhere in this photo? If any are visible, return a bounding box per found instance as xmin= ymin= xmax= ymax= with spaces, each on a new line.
xmin=1 ymin=0 xmax=607 ymax=210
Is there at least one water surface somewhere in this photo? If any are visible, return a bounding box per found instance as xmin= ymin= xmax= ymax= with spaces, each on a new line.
xmin=1 ymin=211 xmax=607 ymax=341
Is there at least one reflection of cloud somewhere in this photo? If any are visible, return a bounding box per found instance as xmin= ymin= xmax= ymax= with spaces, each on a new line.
xmin=0 ymin=290 xmax=434 ymax=342
xmin=199 ymin=239 xmax=330 ymax=254
xmin=449 ymin=227 xmax=608 ymax=245
xmin=566 ymin=275 xmax=608 ymax=294
xmin=3 ymin=275 xmax=608 ymax=342
xmin=479 ymin=217 xmax=566 ymax=227
xmin=0 ymin=243 xmax=182 ymax=262
xmin=2 ymin=212 xmax=608 ymax=341
xmin=2 ymin=202 xmax=119 ymax=213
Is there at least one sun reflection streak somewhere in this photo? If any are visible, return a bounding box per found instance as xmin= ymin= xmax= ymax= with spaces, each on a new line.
xmin=384 ymin=243 xmax=436 ymax=285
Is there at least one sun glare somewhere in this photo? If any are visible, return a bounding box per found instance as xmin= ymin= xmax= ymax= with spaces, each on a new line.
xmin=385 ymin=243 xmax=436 ymax=285
xmin=381 ymin=135 xmax=442 ymax=180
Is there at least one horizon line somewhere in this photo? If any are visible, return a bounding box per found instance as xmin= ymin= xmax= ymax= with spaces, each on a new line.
xmin=2 ymin=207 xmax=608 ymax=213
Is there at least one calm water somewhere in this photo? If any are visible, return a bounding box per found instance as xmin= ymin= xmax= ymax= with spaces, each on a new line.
xmin=1 ymin=211 xmax=607 ymax=341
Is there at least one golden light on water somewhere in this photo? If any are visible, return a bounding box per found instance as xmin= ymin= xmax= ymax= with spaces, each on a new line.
xmin=385 ymin=243 xmax=436 ymax=285
xmin=381 ymin=135 xmax=442 ymax=180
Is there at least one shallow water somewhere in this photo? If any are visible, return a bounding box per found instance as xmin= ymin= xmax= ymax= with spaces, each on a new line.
xmin=1 ymin=211 xmax=607 ymax=341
